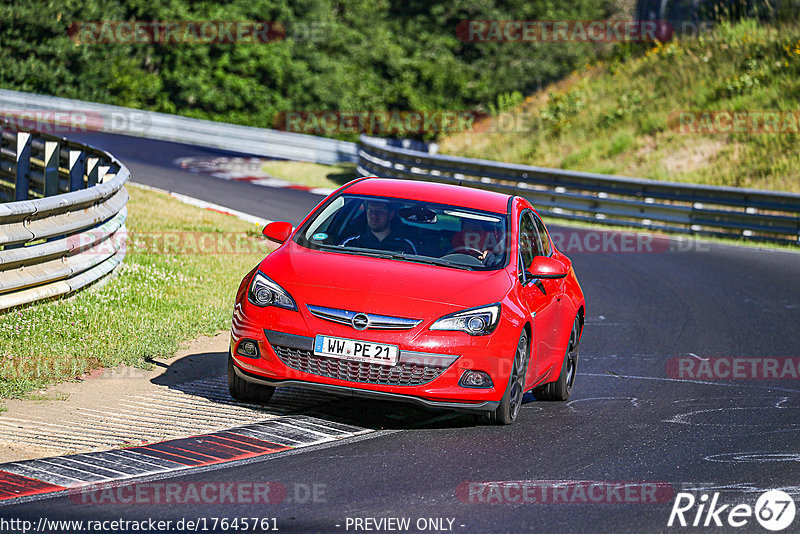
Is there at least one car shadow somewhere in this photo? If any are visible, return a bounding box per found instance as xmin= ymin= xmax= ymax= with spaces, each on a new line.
xmin=150 ymin=350 xmax=536 ymax=431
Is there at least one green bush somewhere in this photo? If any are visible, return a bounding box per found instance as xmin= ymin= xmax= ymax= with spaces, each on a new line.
xmin=540 ymin=86 xmax=586 ymax=133
xmin=489 ymin=91 xmax=524 ymax=116
xmin=0 ymin=0 xmax=616 ymax=140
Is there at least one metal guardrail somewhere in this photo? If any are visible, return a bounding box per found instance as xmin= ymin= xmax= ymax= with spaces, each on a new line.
xmin=358 ymin=135 xmax=800 ymax=244
xmin=0 ymin=119 xmax=129 ymax=311
xmin=0 ymin=88 xmax=358 ymax=165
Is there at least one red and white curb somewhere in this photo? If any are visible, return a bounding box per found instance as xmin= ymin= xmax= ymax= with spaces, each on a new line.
xmin=176 ymin=157 xmax=335 ymax=196
xmin=0 ymin=415 xmax=369 ymax=502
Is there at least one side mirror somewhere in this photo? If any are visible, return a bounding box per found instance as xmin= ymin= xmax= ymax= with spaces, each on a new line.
xmin=262 ymin=221 xmax=293 ymax=244
xmin=526 ymin=256 xmax=568 ymax=280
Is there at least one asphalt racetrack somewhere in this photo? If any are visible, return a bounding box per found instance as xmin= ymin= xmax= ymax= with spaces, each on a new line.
xmin=3 ymin=133 xmax=800 ymax=533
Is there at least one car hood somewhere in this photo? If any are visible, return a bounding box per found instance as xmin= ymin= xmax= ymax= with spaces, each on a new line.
xmin=260 ymin=242 xmax=514 ymax=315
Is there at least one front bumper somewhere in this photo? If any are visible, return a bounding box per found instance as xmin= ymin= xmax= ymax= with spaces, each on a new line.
xmin=231 ymin=298 xmax=519 ymax=412
xmin=232 ymin=328 xmax=504 ymax=414
xmin=233 ymin=365 xmax=500 ymax=414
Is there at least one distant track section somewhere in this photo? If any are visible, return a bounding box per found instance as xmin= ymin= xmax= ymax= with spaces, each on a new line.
xmin=0 ymin=88 xmax=358 ymax=165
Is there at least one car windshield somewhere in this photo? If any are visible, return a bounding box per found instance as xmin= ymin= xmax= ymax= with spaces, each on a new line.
xmin=295 ymin=194 xmax=509 ymax=271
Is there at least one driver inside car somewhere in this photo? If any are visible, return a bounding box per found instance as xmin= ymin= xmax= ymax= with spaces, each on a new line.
xmin=341 ymin=200 xmax=417 ymax=254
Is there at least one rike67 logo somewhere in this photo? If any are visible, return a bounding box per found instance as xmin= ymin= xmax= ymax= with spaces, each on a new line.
xmin=668 ymin=490 xmax=796 ymax=531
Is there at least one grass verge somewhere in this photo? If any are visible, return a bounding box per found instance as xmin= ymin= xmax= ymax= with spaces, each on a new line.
xmin=260 ymin=161 xmax=357 ymax=190
xmin=0 ymin=186 xmax=269 ymax=400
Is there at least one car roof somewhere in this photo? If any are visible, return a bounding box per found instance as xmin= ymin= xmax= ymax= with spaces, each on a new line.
xmin=346 ymin=177 xmax=511 ymax=214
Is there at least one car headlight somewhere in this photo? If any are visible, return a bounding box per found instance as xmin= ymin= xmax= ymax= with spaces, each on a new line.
xmin=247 ymin=272 xmax=297 ymax=310
xmin=429 ymin=303 xmax=501 ymax=336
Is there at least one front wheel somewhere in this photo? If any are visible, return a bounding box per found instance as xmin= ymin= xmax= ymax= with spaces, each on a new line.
xmin=533 ymin=316 xmax=580 ymax=401
xmin=228 ymin=352 xmax=276 ymax=403
xmin=483 ymin=331 xmax=529 ymax=425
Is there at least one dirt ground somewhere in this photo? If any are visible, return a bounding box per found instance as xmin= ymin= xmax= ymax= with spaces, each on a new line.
xmin=0 ymin=331 xmax=231 ymax=463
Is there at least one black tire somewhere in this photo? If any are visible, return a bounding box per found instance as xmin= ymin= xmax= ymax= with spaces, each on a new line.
xmin=533 ymin=316 xmax=580 ymax=401
xmin=227 ymin=351 xmax=276 ymax=403
xmin=483 ymin=331 xmax=530 ymax=425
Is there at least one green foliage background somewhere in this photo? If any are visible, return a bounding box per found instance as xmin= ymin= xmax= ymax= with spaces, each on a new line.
xmin=0 ymin=0 xmax=621 ymax=139
xmin=440 ymin=19 xmax=800 ymax=192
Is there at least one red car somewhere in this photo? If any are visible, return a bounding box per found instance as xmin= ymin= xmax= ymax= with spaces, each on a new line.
xmin=229 ymin=177 xmax=585 ymax=424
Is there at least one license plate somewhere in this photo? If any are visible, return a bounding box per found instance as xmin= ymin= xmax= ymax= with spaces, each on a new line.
xmin=313 ymin=335 xmax=398 ymax=366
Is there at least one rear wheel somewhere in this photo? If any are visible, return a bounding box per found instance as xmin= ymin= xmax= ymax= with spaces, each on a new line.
xmin=533 ymin=316 xmax=580 ymax=401
xmin=483 ymin=331 xmax=529 ymax=425
xmin=228 ymin=351 xmax=276 ymax=403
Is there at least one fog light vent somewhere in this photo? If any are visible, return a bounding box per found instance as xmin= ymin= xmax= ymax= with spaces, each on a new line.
xmin=237 ymin=340 xmax=260 ymax=359
xmin=459 ymin=370 xmax=493 ymax=388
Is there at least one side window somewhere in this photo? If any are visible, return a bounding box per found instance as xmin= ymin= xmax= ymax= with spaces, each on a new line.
xmin=532 ymin=213 xmax=552 ymax=256
xmin=519 ymin=212 xmax=540 ymax=270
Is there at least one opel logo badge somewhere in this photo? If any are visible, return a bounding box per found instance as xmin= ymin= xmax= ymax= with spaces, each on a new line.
xmin=351 ymin=313 xmax=370 ymax=330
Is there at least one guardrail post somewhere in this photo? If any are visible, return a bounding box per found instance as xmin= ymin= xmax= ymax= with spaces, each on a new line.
xmin=86 ymin=157 xmax=99 ymax=187
xmin=44 ymin=140 xmax=60 ymax=197
xmin=68 ymin=149 xmax=85 ymax=191
xmin=14 ymin=132 xmax=31 ymax=201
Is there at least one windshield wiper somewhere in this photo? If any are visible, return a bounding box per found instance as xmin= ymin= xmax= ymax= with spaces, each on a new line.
xmin=316 ymin=245 xmax=473 ymax=270
xmin=389 ymin=253 xmax=474 ymax=271
xmin=316 ymin=244 xmax=393 ymax=259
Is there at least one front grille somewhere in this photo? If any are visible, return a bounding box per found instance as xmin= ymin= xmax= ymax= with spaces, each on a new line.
xmin=272 ymin=345 xmax=446 ymax=386
xmin=306 ymin=305 xmax=422 ymax=331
